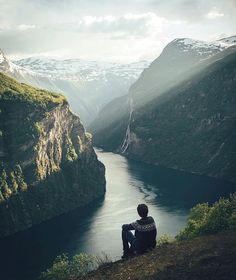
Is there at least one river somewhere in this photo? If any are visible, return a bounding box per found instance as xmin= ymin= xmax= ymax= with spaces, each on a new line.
xmin=0 ymin=149 xmax=235 ymax=280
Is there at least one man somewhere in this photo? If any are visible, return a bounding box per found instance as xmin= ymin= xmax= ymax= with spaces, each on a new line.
xmin=122 ymin=204 xmax=157 ymax=259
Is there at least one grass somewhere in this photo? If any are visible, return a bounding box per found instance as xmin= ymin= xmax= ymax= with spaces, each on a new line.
xmin=79 ymin=230 xmax=236 ymax=280
xmin=40 ymin=194 xmax=236 ymax=280
xmin=0 ymin=72 xmax=67 ymax=108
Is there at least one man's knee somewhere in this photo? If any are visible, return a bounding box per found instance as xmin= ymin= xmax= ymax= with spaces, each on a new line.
xmin=122 ymin=229 xmax=129 ymax=238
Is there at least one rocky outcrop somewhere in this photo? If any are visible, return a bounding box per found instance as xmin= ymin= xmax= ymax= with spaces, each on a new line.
xmin=0 ymin=73 xmax=105 ymax=237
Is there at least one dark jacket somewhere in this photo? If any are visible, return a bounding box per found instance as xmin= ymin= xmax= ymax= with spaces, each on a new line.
xmin=122 ymin=216 xmax=157 ymax=253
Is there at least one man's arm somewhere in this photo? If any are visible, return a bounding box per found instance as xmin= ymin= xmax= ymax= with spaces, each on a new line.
xmin=122 ymin=223 xmax=135 ymax=231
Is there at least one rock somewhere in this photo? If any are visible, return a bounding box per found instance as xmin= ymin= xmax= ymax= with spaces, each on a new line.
xmin=0 ymin=73 xmax=106 ymax=237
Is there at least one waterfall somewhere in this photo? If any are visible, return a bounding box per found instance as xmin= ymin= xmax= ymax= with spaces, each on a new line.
xmin=120 ymin=97 xmax=133 ymax=154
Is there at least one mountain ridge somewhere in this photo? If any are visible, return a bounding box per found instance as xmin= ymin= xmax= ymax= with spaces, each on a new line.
xmin=90 ymin=36 xmax=236 ymax=182
xmin=0 ymin=49 xmax=149 ymax=125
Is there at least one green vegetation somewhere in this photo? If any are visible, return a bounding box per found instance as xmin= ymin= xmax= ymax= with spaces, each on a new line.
xmin=35 ymin=122 xmax=46 ymax=137
xmin=92 ymin=51 xmax=236 ymax=183
xmin=157 ymin=234 xmax=175 ymax=246
xmin=0 ymin=72 xmax=66 ymax=108
xmin=0 ymin=170 xmax=11 ymax=199
xmin=0 ymin=165 xmax=27 ymax=203
xmin=41 ymin=253 xmax=99 ymax=280
xmin=65 ymin=136 xmax=78 ymax=162
xmin=0 ymin=71 xmax=106 ymax=239
xmin=177 ymin=193 xmax=236 ymax=240
xmin=14 ymin=165 xmax=27 ymax=191
xmin=41 ymin=194 xmax=236 ymax=280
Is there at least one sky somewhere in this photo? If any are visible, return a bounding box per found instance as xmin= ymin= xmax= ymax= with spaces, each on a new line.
xmin=0 ymin=0 xmax=236 ymax=62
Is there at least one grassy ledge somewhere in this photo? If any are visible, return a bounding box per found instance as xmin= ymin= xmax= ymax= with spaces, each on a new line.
xmin=0 ymin=72 xmax=67 ymax=108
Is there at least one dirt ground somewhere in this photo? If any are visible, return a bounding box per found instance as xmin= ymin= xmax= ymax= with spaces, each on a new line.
xmin=78 ymin=230 xmax=236 ymax=280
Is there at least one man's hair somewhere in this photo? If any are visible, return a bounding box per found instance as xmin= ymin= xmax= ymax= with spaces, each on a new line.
xmin=137 ymin=204 xmax=148 ymax=217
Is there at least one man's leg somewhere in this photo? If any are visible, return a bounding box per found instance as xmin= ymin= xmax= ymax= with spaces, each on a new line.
xmin=122 ymin=230 xmax=136 ymax=256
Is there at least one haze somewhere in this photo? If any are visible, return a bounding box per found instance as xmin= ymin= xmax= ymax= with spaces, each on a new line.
xmin=0 ymin=0 xmax=236 ymax=62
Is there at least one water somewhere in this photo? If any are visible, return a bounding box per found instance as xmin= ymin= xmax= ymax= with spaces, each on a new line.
xmin=0 ymin=149 xmax=235 ymax=280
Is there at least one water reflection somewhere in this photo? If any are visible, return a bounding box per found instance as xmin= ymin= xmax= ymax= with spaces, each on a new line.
xmin=0 ymin=198 xmax=105 ymax=280
xmin=127 ymin=159 xmax=235 ymax=211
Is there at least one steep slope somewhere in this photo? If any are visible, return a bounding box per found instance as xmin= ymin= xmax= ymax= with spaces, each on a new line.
xmin=90 ymin=37 xmax=236 ymax=182
xmin=79 ymin=230 xmax=236 ymax=280
xmin=126 ymin=51 xmax=236 ymax=182
xmin=0 ymin=49 xmax=58 ymax=91
xmin=0 ymin=73 xmax=105 ymax=237
xmin=89 ymin=95 xmax=130 ymax=151
xmin=15 ymin=57 xmax=149 ymax=125
xmin=0 ymin=49 xmax=91 ymax=124
xmin=130 ymin=36 xmax=236 ymax=107
xmin=90 ymin=37 xmax=236 ymax=150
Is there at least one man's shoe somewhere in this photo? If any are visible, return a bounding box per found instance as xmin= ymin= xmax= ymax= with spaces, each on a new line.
xmin=121 ymin=250 xmax=135 ymax=259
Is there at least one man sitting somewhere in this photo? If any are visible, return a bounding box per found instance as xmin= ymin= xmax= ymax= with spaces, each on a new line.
xmin=122 ymin=203 xmax=157 ymax=259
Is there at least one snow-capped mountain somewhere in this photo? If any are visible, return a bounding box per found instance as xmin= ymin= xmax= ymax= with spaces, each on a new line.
xmin=0 ymin=48 xmax=37 ymax=81
xmin=171 ymin=36 xmax=236 ymax=56
xmin=90 ymin=35 xmax=236 ymax=147
xmin=0 ymin=48 xmax=62 ymax=92
xmin=173 ymin=38 xmax=222 ymax=53
xmin=217 ymin=35 xmax=236 ymax=47
xmin=3 ymin=35 xmax=235 ymax=126
xmin=0 ymin=49 xmax=96 ymax=124
xmin=1 ymin=49 xmax=149 ymax=125
xmin=130 ymin=36 xmax=236 ymax=105
xmin=13 ymin=57 xmax=150 ymax=125
xmin=15 ymin=57 xmax=149 ymax=83
xmin=163 ymin=36 xmax=236 ymax=61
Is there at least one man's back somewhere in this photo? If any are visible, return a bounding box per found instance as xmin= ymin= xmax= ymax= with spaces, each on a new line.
xmin=122 ymin=204 xmax=157 ymax=258
xmin=133 ymin=216 xmax=156 ymax=251
xmin=122 ymin=215 xmax=157 ymax=254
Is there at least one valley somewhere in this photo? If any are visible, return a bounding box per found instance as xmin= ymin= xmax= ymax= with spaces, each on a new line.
xmin=90 ymin=36 xmax=236 ymax=183
xmin=0 ymin=34 xmax=236 ymax=280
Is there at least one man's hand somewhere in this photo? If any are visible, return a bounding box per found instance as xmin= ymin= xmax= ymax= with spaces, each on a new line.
xmin=122 ymin=223 xmax=135 ymax=231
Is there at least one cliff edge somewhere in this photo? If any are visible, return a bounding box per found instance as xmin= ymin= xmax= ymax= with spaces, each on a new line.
xmin=0 ymin=73 xmax=106 ymax=237
xmin=80 ymin=230 xmax=236 ymax=280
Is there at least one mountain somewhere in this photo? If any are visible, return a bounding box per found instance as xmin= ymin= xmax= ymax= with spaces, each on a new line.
xmin=14 ymin=57 xmax=150 ymax=125
xmin=89 ymin=36 xmax=236 ymax=149
xmin=0 ymin=49 xmax=95 ymax=125
xmin=0 ymin=73 xmax=105 ymax=237
xmin=129 ymin=36 xmax=236 ymax=107
xmin=90 ymin=36 xmax=236 ymax=182
xmin=14 ymin=57 xmax=148 ymax=82
xmin=0 ymin=49 xmax=60 ymax=91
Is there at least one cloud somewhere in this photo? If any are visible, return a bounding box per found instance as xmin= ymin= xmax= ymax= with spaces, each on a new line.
xmin=0 ymin=0 xmax=235 ymax=62
xmin=17 ymin=24 xmax=36 ymax=31
xmin=206 ymin=8 xmax=224 ymax=19
xmin=52 ymin=12 xmax=167 ymax=38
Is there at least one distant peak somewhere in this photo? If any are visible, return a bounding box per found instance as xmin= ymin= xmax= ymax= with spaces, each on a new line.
xmin=167 ymin=36 xmax=236 ymax=55
xmin=174 ymin=38 xmax=220 ymax=48
xmin=0 ymin=48 xmax=7 ymax=64
xmin=217 ymin=35 xmax=236 ymax=46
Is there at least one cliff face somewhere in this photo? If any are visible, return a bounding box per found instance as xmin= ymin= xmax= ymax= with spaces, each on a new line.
xmin=0 ymin=73 xmax=106 ymax=237
xmin=89 ymin=95 xmax=130 ymax=151
xmin=90 ymin=41 xmax=236 ymax=183
xmin=89 ymin=40 xmax=236 ymax=152
xmin=127 ymin=52 xmax=236 ymax=182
